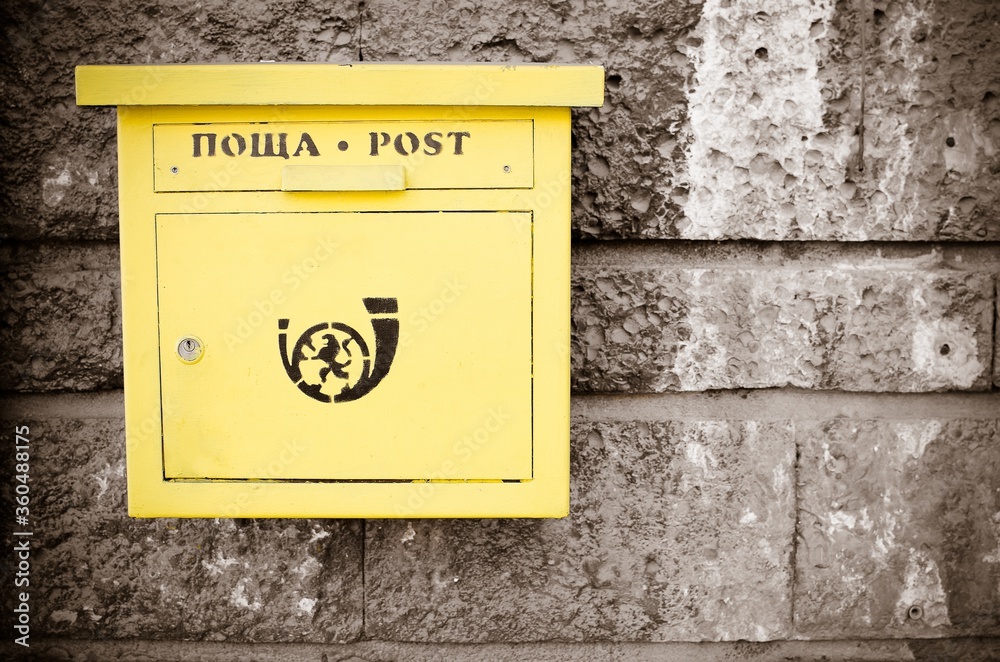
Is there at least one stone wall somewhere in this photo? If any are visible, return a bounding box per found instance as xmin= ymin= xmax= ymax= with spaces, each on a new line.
xmin=1 ymin=0 xmax=998 ymax=659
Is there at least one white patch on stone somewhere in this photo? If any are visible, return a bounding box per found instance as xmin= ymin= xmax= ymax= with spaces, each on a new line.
xmin=739 ymin=509 xmax=758 ymax=525
xmin=869 ymin=3 xmax=930 ymax=235
xmin=401 ymin=523 xmax=417 ymax=544
xmin=297 ymin=597 xmax=317 ymax=614
xmin=672 ymin=319 xmax=728 ymax=390
xmin=42 ymin=166 xmax=72 ymax=207
xmin=229 ymin=580 xmax=261 ymax=610
xmin=230 ymin=583 xmax=250 ymax=608
xmin=684 ymin=438 xmax=719 ymax=478
xmin=672 ymin=276 xmax=730 ymax=389
xmin=895 ymin=549 xmax=950 ymax=627
xmin=983 ymin=511 xmax=1000 ymax=564
xmin=91 ymin=462 xmax=116 ymax=499
xmin=201 ymin=552 xmax=239 ymax=577
xmin=772 ymin=463 xmax=790 ymax=495
xmin=308 ymin=527 xmax=330 ymax=544
xmin=680 ymin=0 xmax=841 ymax=239
xmin=874 ymin=511 xmax=898 ymax=561
xmin=50 ymin=610 xmax=78 ymax=624
xmin=911 ymin=318 xmax=981 ymax=389
xmin=826 ymin=511 xmax=856 ymax=537
xmin=893 ymin=420 xmax=942 ymax=459
xmin=857 ymin=507 xmax=873 ymax=532
xmin=292 ymin=556 xmax=322 ymax=579
xmin=430 ymin=568 xmax=458 ymax=590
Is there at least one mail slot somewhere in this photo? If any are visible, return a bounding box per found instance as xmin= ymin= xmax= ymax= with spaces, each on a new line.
xmin=75 ymin=63 xmax=604 ymax=518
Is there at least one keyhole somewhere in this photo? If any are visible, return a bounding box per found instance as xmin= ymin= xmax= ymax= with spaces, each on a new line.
xmin=177 ymin=336 xmax=204 ymax=363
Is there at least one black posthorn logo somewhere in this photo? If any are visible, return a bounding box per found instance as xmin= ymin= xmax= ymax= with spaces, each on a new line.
xmin=278 ymin=298 xmax=399 ymax=403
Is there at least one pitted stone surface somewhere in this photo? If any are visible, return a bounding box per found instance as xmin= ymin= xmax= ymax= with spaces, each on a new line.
xmin=795 ymin=419 xmax=1000 ymax=638
xmin=0 ymin=0 xmax=361 ymax=240
xmin=0 ymin=417 xmax=363 ymax=642
xmin=362 ymin=0 xmax=700 ymax=242
xmin=572 ymin=269 xmax=995 ymax=393
xmin=674 ymin=0 xmax=1000 ymax=241
xmin=365 ymin=420 xmax=795 ymax=642
xmin=1 ymin=244 xmax=123 ymax=391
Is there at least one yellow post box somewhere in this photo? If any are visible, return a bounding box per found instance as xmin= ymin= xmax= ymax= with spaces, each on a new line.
xmin=76 ymin=63 xmax=604 ymax=518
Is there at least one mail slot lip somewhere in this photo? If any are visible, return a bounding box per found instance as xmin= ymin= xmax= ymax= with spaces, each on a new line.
xmin=152 ymin=119 xmax=535 ymax=192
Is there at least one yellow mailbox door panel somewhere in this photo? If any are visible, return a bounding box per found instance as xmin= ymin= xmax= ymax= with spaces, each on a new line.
xmin=156 ymin=211 xmax=533 ymax=481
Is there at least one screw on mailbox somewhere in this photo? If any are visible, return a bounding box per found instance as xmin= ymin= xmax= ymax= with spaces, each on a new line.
xmin=503 ymin=165 xmax=511 ymax=172
xmin=171 ymin=166 xmax=179 ymax=174
xmin=177 ymin=336 xmax=204 ymax=363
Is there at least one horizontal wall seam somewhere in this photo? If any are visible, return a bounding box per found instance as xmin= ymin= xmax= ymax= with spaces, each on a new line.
xmin=3 ymin=389 xmax=998 ymax=422
xmin=572 ymin=241 xmax=1000 ymax=271
xmin=572 ymin=390 xmax=1000 ymax=421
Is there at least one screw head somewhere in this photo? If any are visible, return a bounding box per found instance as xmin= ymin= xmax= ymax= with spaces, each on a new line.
xmin=907 ymin=604 xmax=923 ymax=621
xmin=170 ymin=166 xmax=179 ymax=174
xmin=177 ymin=336 xmax=204 ymax=363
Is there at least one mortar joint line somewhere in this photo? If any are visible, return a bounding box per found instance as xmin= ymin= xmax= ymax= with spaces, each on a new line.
xmin=357 ymin=1 xmax=365 ymax=62
xmin=789 ymin=420 xmax=801 ymax=637
xmin=992 ymin=277 xmax=998 ymax=388
xmin=360 ymin=518 xmax=367 ymax=639
xmin=857 ymin=0 xmax=867 ymax=173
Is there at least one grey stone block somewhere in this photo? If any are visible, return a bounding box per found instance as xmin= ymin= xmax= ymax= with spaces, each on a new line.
xmin=0 ymin=244 xmax=122 ymax=391
xmin=795 ymin=418 xmax=1000 ymax=638
xmin=1 ymin=417 xmax=364 ymax=642
xmin=365 ymin=420 xmax=795 ymax=642
xmin=572 ymin=269 xmax=995 ymax=393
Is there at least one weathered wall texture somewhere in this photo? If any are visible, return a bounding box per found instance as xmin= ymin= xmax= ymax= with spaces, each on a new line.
xmin=1 ymin=0 xmax=998 ymax=659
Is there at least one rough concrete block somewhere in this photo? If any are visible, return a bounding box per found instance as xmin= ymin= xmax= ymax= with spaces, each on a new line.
xmin=583 ymin=0 xmax=1000 ymax=241
xmin=572 ymin=269 xmax=995 ymax=393
xmin=667 ymin=0 xmax=1000 ymax=241
xmin=365 ymin=420 xmax=795 ymax=642
xmin=0 ymin=244 xmax=123 ymax=391
xmin=361 ymin=0 xmax=700 ymax=242
xmin=0 ymin=416 xmax=364 ymax=642
xmin=0 ymin=0 xmax=361 ymax=240
xmin=795 ymin=419 xmax=1000 ymax=638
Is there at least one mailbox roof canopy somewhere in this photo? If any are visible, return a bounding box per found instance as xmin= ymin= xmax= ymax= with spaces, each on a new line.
xmin=76 ymin=63 xmax=605 ymax=107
